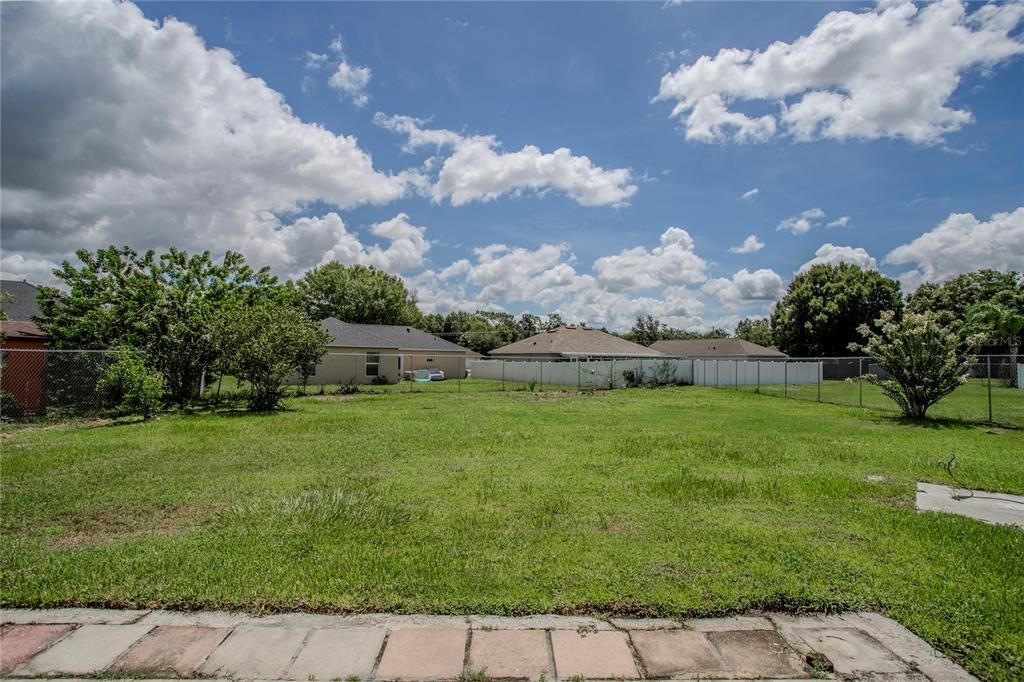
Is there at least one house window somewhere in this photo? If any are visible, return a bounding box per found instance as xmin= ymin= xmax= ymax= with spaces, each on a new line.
xmin=426 ymin=356 xmax=433 ymax=363
xmin=365 ymin=353 xmax=380 ymax=377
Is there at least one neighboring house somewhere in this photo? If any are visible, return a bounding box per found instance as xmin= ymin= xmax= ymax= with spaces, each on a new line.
xmin=650 ymin=338 xmax=787 ymax=359
xmin=1 ymin=280 xmax=50 ymax=415
xmin=288 ymin=318 xmax=474 ymax=385
xmin=488 ymin=325 xmax=665 ymax=360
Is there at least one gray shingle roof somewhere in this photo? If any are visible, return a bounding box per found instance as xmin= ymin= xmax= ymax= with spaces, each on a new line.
xmin=321 ymin=318 xmax=470 ymax=352
xmin=489 ymin=326 xmax=665 ymax=358
xmin=650 ymin=338 xmax=787 ymax=358
xmin=0 ymin=280 xmax=43 ymax=321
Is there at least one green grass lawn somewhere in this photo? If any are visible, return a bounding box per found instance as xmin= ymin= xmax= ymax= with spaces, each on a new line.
xmin=2 ymin=388 xmax=1023 ymax=680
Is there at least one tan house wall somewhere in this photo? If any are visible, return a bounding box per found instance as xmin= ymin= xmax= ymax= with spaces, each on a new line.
xmin=402 ymin=351 xmax=466 ymax=379
xmin=286 ymin=347 xmax=467 ymax=385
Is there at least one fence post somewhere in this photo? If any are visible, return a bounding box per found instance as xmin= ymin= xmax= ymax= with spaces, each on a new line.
xmin=502 ymin=360 xmax=505 ymax=392
xmin=817 ymin=359 xmax=821 ymax=402
xmin=734 ymin=360 xmax=738 ymax=389
xmin=784 ymin=361 xmax=788 ymax=398
xmin=610 ymin=358 xmax=615 ymax=389
xmin=859 ymin=357 xmax=863 ymax=408
xmin=987 ymin=355 xmax=993 ymax=424
xmin=756 ymin=360 xmax=760 ymax=393
xmin=539 ymin=361 xmax=543 ymax=389
xmin=577 ymin=360 xmax=581 ymax=391
xmin=715 ymin=359 xmax=719 ymax=387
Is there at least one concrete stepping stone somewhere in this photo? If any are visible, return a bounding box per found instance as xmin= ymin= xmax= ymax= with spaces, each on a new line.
xmin=630 ymin=629 xmax=724 ymax=677
xmin=468 ymin=629 xmax=552 ymax=679
xmin=0 ymin=624 xmax=76 ymax=674
xmin=797 ymin=626 xmax=906 ymax=675
xmin=707 ymin=629 xmax=806 ymax=678
xmin=375 ymin=628 xmax=467 ymax=680
xmin=198 ymin=625 xmax=308 ymax=679
xmin=916 ymin=482 xmax=1024 ymax=529
xmin=110 ymin=625 xmax=230 ymax=676
xmin=550 ymin=630 xmax=639 ymax=679
xmin=12 ymin=623 xmax=153 ymax=676
xmin=285 ymin=627 xmax=385 ymax=680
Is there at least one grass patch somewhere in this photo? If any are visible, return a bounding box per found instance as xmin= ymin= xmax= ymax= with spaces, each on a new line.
xmin=2 ymin=387 xmax=1023 ymax=680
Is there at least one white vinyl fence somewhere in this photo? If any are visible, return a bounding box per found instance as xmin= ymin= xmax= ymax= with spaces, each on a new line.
xmin=467 ymin=357 xmax=821 ymax=388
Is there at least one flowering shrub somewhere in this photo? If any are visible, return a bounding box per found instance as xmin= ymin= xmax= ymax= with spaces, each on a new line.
xmin=849 ymin=310 xmax=976 ymax=419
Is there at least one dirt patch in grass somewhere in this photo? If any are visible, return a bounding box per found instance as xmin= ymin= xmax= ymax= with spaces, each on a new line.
xmin=47 ymin=505 xmax=210 ymax=549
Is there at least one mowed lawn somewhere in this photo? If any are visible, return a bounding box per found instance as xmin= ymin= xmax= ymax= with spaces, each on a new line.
xmin=2 ymin=388 xmax=1023 ymax=680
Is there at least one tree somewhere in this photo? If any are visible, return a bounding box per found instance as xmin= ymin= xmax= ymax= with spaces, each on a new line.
xmin=627 ymin=315 xmax=666 ymax=347
xmin=906 ymin=270 xmax=1023 ymax=327
xmin=734 ymin=318 xmax=773 ymax=347
xmin=295 ymin=262 xmax=421 ymax=325
xmin=98 ymin=349 xmax=165 ymax=420
xmin=966 ymin=301 xmax=1024 ymax=386
xmin=771 ymin=263 xmax=903 ymax=357
xmin=213 ymin=300 xmax=329 ymax=411
xmin=850 ymin=310 xmax=976 ymax=419
xmin=37 ymin=246 xmax=283 ymax=405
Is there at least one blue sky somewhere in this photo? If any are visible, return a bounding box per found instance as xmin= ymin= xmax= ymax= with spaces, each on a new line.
xmin=2 ymin=1 xmax=1022 ymax=330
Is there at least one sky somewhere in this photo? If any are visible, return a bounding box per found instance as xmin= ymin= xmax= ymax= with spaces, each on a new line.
xmin=1 ymin=0 xmax=1022 ymax=331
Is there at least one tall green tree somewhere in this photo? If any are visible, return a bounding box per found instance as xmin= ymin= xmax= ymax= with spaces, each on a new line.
xmin=213 ymin=299 xmax=329 ymax=411
xmin=295 ymin=262 xmax=421 ymax=325
xmin=37 ymin=246 xmax=282 ymax=405
xmin=906 ymin=270 xmax=1023 ymax=328
xmin=734 ymin=318 xmax=773 ymax=347
xmin=771 ymin=263 xmax=903 ymax=357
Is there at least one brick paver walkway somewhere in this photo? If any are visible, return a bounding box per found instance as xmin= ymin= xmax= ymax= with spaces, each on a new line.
xmin=0 ymin=608 xmax=976 ymax=680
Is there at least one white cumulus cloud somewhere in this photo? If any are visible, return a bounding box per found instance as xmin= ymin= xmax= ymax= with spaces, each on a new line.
xmin=374 ymin=113 xmax=637 ymax=207
xmin=593 ymin=227 xmax=708 ymax=292
xmin=702 ymin=268 xmax=785 ymax=308
xmin=777 ymin=208 xmax=826 ymax=234
xmin=655 ymin=0 xmax=1024 ymax=144
xmin=729 ymin=235 xmax=765 ymax=254
xmin=0 ymin=1 xmax=420 ymax=280
xmin=885 ymin=207 xmax=1024 ymax=289
xmin=798 ymin=244 xmax=878 ymax=273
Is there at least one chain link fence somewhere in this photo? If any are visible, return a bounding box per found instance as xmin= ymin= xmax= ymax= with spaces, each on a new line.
xmin=714 ymin=355 xmax=1023 ymax=428
xmin=4 ymin=348 xmax=1021 ymax=428
xmin=1 ymin=349 xmax=121 ymax=421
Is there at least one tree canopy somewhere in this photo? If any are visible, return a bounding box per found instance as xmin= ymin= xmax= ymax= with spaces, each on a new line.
xmin=294 ymin=262 xmax=421 ymax=326
xmin=906 ymin=270 xmax=1023 ymax=327
xmin=37 ymin=246 xmax=284 ymax=404
xmin=771 ymin=263 xmax=903 ymax=357
xmin=734 ymin=318 xmax=773 ymax=347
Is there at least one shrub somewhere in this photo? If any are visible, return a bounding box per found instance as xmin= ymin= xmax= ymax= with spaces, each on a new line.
xmin=1 ymin=390 xmax=24 ymax=422
xmin=98 ymin=350 xmax=165 ymax=420
xmin=850 ymin=310 xmax=977 ymax=419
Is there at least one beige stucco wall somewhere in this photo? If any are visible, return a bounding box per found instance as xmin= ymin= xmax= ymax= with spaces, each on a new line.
xmin=285 ymin=347 xmax=468 ymax=385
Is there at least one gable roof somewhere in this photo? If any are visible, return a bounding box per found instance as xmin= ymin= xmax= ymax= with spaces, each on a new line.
xmin=650 ymin=338 xmax=787 ymax=358
xmin=321 ymin=318 xmax=471 ymax=353
xmin=489 ymin=326 xmax=665 ymax=358
xmin=0 ymin=280 xmax=43 ymax=321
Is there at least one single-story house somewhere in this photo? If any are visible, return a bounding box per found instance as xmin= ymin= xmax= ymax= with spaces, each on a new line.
xmin=287 ymin=318 xmax=475 ymax=385
xmin=1 ymin=280 xmax=50 ymax=415
xmin=649 ymin=338 xmax=787 ymax=359
xmin=488 ymin=325 xmax=665 ymax=360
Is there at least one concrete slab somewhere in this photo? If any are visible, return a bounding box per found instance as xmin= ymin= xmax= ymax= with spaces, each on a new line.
xmin=468 ymin=629 xmax=551 ymax=679
xmin=1 ymin=608 xmax=149 ymax=625
xmin=12 ymin=623 xmax=153 ymax=676
xmin=285 ymin=627 xmax=385 ymax=680
xmin=197 ymin=625 xmax=308 ymax=679
xmin=797 ymin=627 xmax=905 ymax=674
xmin=608 ymin=617 xmax=682 ymax=630
xmin=687 ymin=615 xmax=774 ymax=632
xmin=916 ymin=482 xmax=1024 ymax=529
xmin=550 ymin=630 xmax=639 ymax=679
xmin=468 ymin=614 xmax=613 ymax=631
xmin=847 ymin=612 xmax=979 ymax=682
xmin=110 ymin=625 xmax=230 ymax=676
xmin=707 ymin=629 xmax=806 ymax=679
xmin=0 ymin=624 xmax=76 ymax=674
xmin=135 ymin=610 xmax=262 ymax=628
xmin=630 ymin=629 xmax=724 ymax=677
xmin=375 ymin=628 xmax=467 ymax=680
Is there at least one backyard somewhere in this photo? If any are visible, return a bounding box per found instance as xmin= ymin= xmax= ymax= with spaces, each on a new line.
xmin=1 ymin=387 xmax=1022 ymax=680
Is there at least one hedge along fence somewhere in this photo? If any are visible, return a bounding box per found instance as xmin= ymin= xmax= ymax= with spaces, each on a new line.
xmin=466 ymin=357 xmax=822 ymax=389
